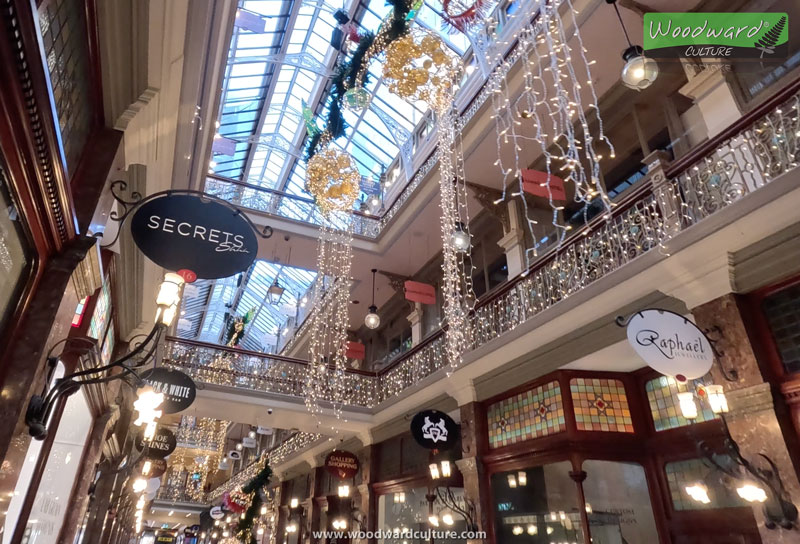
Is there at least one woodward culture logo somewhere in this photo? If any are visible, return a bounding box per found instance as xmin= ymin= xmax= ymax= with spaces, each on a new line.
xmin=643 ymin=13 xmax=789 ymax=59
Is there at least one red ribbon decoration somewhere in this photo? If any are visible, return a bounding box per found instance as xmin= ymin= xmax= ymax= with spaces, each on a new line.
xmin=441 ymin=0 xmax=488 ymax=33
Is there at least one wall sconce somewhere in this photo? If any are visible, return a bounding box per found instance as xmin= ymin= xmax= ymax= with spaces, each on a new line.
xmin=25 ymin=273 xmax=184 ymax=439
xmin=338 ymin=485 xmax=350 ymax=498
xmin=289 ymin=498 xmax=299 ymax=509
xmin=685 ymin=483 xmax=711 ymax=504
xmin=507 ymin=474 xmax=517 ymax=488
xmin=393 ymin=492 xmax=405 ymax=503
xmin=517 ymin=471 xmax=527 ymax=486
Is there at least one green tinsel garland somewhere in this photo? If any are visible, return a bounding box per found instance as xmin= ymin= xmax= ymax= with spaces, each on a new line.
xmin=235 ymin=462 xmax=273 ymax=544
xmin=305 ymin=0 xmax=414 ymax=160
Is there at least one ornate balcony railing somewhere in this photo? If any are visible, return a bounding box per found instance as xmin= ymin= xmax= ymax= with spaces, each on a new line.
xmin=184 ymin=79 xmax=800 ymax=409
xmin=163 ymin=337 xmax=377 ymax=407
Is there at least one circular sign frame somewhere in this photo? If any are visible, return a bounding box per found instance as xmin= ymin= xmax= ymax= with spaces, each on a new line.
xmin=622 ymin=308 xmax=714 ymax=382
xmin=410 ymin=409 xmax=459 ymax=450
xmin=324 ymin=450 xmax=360 ymax=480
xmin=139 ymin=368 xmax=196 ymax=414
xmin=130 ymin=193 xmax=258 ymax=279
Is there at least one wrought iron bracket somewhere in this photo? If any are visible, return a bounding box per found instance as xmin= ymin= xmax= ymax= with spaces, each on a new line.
xmin=99 ymin=181 xmax=274 ymax=249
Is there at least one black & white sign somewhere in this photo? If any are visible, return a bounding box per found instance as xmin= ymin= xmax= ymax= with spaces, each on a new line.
xmin=135 ymin=427 xmax=177 ymax=459
xmin=139 ymin=368 xmax=196 ymax=414
xmin=130 ymin=193 xmax=258 ymax=279
xmin=410 ymin=410 xmax=459 ymax=450
xmin=623 ymin=308 xmax=714 ymax=382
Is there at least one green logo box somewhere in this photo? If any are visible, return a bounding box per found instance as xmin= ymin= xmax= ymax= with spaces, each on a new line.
xmin=643 ymin=13 xmax=788 ymax=59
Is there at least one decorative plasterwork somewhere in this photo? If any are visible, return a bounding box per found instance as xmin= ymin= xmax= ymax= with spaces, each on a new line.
xmin=466 ymin=182 xmax=509 ymax=232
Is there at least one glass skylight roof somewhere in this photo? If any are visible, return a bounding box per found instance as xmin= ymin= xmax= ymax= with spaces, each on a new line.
xmin=210 ymin=0 xmax=471 ymax=224
xmin=177 ymin=260 xmax=316 ymax=352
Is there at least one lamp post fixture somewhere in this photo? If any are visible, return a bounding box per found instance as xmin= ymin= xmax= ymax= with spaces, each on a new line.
xmin=25 ymin=273 xmax=185 ymax=440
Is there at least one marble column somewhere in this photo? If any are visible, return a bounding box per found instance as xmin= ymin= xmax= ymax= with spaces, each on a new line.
xmin=456 ymin=403 xmax=489 ymax=542
xmin=692 ymin=294 xmax=800 ymax=543
xmin=57 ymin=408 xmax=116 ymax=544
xmin=407 ymin=303 xmax=423 ymax=346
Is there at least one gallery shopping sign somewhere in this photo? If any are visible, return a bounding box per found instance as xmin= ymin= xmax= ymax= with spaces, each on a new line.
xmin=621 ymin=309 xmax=714 ymax=382
xmin=130 ymin=193 xmax=258 ymax=279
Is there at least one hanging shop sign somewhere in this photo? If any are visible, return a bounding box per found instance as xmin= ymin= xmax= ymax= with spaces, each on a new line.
xmin=156 ymin=533 xmax=176 ymax=544
xmin=210 ymin=506 xmax=225 ymax=520
xmin=257 ymin=426 xmax=273 ymax=435
xmin=139 ymin=368 xmax=196 ymax=414
xmin=622 ymin=308 xmax=714 ymax=382
xmin=130 ymin=193 xmax=258 ymax=279
xmin=242 ymin=436 xmax=257 ymax=448
xmin=228 ymin=450 xmax=243 ymax=461
xmin=404 ymin=280 xmax=436 ymax=305
xmin=345 ymin=341 xmax=366 ymax=360
xmin=521 ymin=170 xmax=566 ymax=201
xmin=135 ymin=427 xmax=177 ymax=459
xmin=410 ymin=410 xmax=459 ymax=450
xmin=134 ymin=457 xmax=167 ymax=479
xmin=324 ymin=450 xmax=360 ymax=479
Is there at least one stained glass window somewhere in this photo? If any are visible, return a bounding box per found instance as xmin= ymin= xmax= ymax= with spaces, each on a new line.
xmin=486 ymin=381 xmax=565 ymax=449
xmin=646 ymin=375 xmax=717 ymax=431
xmin=87 ymin=279 xmax=111 ymax=341
xmin=570 ymin=378 xmax=634 ymax=433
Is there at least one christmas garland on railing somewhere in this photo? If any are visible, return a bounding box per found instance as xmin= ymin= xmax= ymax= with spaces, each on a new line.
xmin=234 ymin=462 xmax=273 ymax=544
xmin=305 ymin=0 xmax=418 ymax=159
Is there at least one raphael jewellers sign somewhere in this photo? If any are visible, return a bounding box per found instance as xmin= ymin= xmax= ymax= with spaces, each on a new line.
xmin=624 ymin=309 xmax=713 ymax=382
xmin=131 ymin=193 xmax=258 ymax=279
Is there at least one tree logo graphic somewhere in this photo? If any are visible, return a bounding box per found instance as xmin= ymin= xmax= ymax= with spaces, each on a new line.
xmin=755 ymin=15 xmax=787 ymax=57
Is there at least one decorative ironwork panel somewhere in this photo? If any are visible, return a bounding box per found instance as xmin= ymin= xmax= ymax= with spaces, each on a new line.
xmin=570 ymin=378 xmax=633 ymax=433
xmin=487 ymin=381 xmax=565 ymax=449
xmin=38 ymin=0 xmax=92 ymax=175
xmin=646 ymin=376 xmax=717 ymax=431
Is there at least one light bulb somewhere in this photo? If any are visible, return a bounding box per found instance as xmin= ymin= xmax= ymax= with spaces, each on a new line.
xmin=249 ymin=430 xmax=257 ymax=439
xmin=261 ymin=505 xmax=267 ymax=515
xmin=428 ymin=515 xmax=439 ymax=527
xmin=442 ymin=513 xmax=454 ymax=526
xmin=156 ymin=273 xmax=184 ymax=307
xmin=441 ymin=460 xmax=451 ymax=477
xmin=621 ymin=46 xmax=659 ymax=90
xmin=338 ymin=485 xmax=350 ymax=497
xmin=512 ymin=525 xmax=523 ymax=535
xmin=133 ymin=387 xmax=164 ymax=428
xmin=365 ymin=305 xmax=380 ymax=329
xmin=290 ymin=498 xmax=299 ymax=509
xmin=517 ymin=471 xmax=527 ymax=486
xmin=507 ymin=474 xmax=517 ymax=488
xmin=236 ymin=442 xmax=243 ymax=451
xmin=527 ymin=524 xmax=537 ymax=535
xmin=685 ymin=483 xmax=711 ymax=504
xmin=429 ymin=463 xmax=440 ymax=479
xmin=132 ymin=478 xmax=147 ymax=493
xmin=705 ymin=385 xmax=729 ymax=414
xmin=737 ymin=484 xmax=767 ymax=503
xmin=451 ymin=222 xmax=470 ymax=252
xmin=677 ymin=392 xmax=698 ymax=420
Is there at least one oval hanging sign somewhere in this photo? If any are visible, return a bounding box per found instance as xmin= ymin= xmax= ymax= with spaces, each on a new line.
xmin=624 ymin=308 xmax=714 ymax=382
xmin=130 ymin=193 xmax=258 ymax=279
xmin=210 ymin=506 xmax=225 ymax=520
xmin=410 ymin=410 xmax=459 ymax=450
xmin=135 ymin=427 xmax=177 ymax=459
xmin=139 ymin=368 xmax=196 ymax=414
xmin=324 ymin=450 xmax=359 ymax=480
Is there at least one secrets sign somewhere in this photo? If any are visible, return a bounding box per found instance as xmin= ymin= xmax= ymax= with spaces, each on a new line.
xmin=130 ymin=193 xmax=258 ymax=279
xmin=139 ymin=368 xmax=196 ymax=414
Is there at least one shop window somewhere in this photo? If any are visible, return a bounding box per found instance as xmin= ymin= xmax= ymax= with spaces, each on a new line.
xmin=87 ymin=278 xmax=111 ymax=341
xmin=0 ymin=163 xmax=32 ymax=337
xmin=377 ymin=487 xmax=467 ymax=544
xmin=762 ymin=283 xmax=800 ymax=374
xmin=18 ymin=388 xmax=92 ymax=543
xmin=665 ymin=457 xmax=746 ymax=511
xmin=491 ymin=461 xmax=584 ymax=542
xmin=582 ymin=460 xmax=659 ymax=542
xmin=569 ymin=378 xmax=634 ymax=433
xmin=486 ymin=381 xmax=565 ymax=449
xmin=646 ymin=375 xmax=718 ymax=431
xmin=100 ymin=320 xmax=115 ymax=367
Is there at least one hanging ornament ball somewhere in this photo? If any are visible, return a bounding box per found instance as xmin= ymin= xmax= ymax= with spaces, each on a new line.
xmin=342 ymin=87 xmax=370 ymax=112
xmin=382 ymin=30 xmax=461 ymax=111
xmin=306 ymin=147 xmax=361 ymax=215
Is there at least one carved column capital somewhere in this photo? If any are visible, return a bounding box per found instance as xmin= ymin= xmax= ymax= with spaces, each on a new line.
xmin=467 ymin=182 xmax=510 ymax=232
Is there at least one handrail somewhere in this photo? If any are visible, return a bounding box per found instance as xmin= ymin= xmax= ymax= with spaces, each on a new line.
xmin=666 ymin=75 xmax=800 ymax=178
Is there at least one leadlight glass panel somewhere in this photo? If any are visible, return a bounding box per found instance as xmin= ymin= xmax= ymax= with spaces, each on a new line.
xmin=646 ymin=375 xmax=717 ymax=431
xmin=87 ymin=278 xmax=111 ymax=341
xmin=570 ymin=378 xmax=634 ymax=433
xmin=38 ymin=0 xmax=92 ymax=175
xmin=762 ymin=283 xmax=800 ymax=374
xmin=486 ymin=381 xmax=565 ymax=449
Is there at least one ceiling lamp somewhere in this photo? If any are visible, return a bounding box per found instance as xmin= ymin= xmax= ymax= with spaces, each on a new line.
xmin=451 ymin=222 xmax=470 ymax=252
xmin=267 ymin=277 xmax=285 ymax=305
xmin=365 ymin=269 xmax=380 ymax=329
xmin=607 ymin=0 xmax=658 ymax=90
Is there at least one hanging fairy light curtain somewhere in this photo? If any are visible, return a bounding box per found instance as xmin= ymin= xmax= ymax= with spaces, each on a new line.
xmin=488 ymin=0 xmax=615 ymax=265
xmin=381 ymin=28 xmax=476 ymax=372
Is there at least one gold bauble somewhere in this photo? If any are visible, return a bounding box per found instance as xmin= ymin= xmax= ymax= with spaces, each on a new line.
xmin=306 ymin=147 xmax=361 ymax=215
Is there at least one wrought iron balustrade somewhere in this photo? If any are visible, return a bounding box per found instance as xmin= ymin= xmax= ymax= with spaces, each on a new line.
xmin=186 ymin=80 xmax=800 ymax=409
